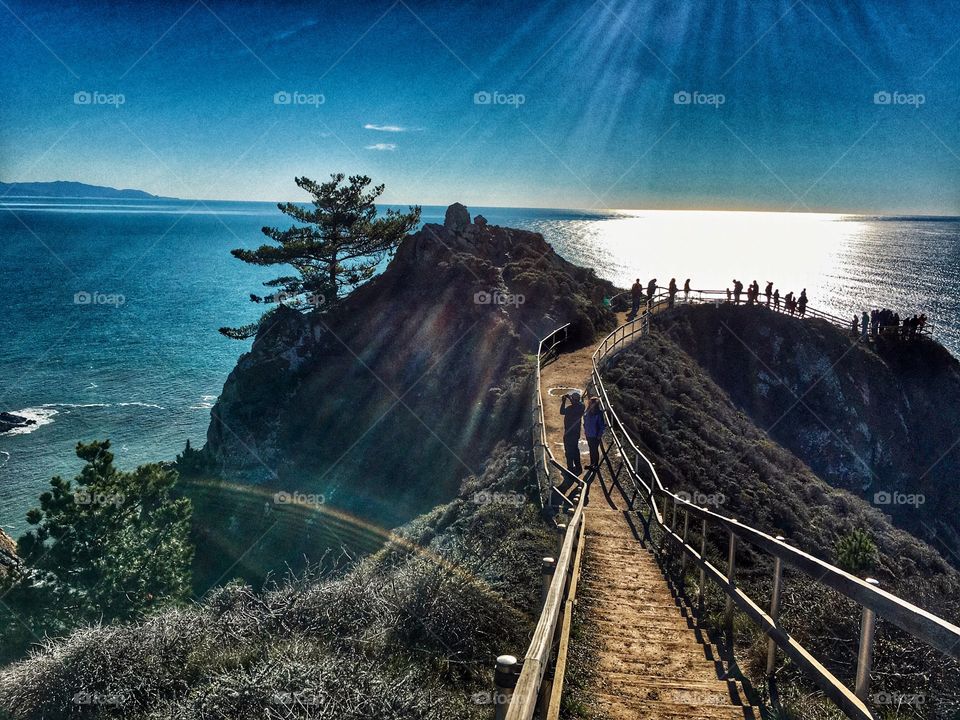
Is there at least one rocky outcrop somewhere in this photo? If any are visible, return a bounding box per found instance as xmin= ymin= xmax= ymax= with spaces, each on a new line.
xmin=443 ymin=202 xmax=471 ymax=232
xmin=205 ymin=206 xmax=618 ymax=526
xmin=0 ymin=412 xmax=34 ymax=435
xmin=652 ymin=303 xmax=960 ymax=563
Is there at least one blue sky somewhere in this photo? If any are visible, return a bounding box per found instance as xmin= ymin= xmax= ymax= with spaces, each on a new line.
xmin=3 ymin=0 xmax=960 ymax=213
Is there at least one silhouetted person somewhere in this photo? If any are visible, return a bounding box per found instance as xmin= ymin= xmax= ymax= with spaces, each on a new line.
xmin=765 ymin=281 xmax=773 ymax=306
xmin=860 ymin=311 xmax=869 ymax=341
xmin=871 ymin=309 xmax=879 ymax=338
xmin=647 ymin=278 xmax=657 ymax=305
xmin=773 ymin=289 xmax=780 ymax=310
xmin=726 ymin=288 xmax=732 ymax=303
xmin=668 ymin=278 xmax=677 ymax=308
xmin=683 ymin=278 xmax=691 ymax=302
xmin=733 ymin=279 xmax=743 ymax=305
xmin=630 ymin=278 xmax=643 ymax=319
xmin=785 ymin=292 xmax=795 ymax=315
xmin=797 ymin=289 xmax=808 ymax=317
xmin=851 ymin=315 xmax=859 ymax=335
xmin=583 ymin=395 xmax=607 ymax=471
xmin=559 ymin=391 xmax=584 ymax=476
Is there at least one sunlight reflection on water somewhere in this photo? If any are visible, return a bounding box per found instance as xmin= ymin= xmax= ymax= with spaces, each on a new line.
xmin=523 ymin=210 xmax=959 ymax=356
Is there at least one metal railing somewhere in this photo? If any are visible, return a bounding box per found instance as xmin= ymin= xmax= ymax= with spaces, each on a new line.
xmin=616 ymin=285 xmax=932 ymax=337
xmin=531 ymin=323 xmax=575 ymax=510
xmin=497 ymin=326 xmax=588 ymax=719
xmin=589 ymin=295 xmax=960 ymax=720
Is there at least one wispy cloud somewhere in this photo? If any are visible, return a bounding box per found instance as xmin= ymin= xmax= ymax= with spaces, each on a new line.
xmin=364 ymin=123 xmax=415 ymax=132
xmin=272 ymin=18 xmax=319 ymax=42
xmin=365 ymin=143 xmax=397 ymax=151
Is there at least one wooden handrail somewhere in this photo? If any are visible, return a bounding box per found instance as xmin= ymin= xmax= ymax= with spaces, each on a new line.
xmin=589 ymin=297 xmax=960 ymax=719
xmin=505 ymin=493 xmax=585 ymax=720
xmin=503 ymin=323 xmax=586 ymax=719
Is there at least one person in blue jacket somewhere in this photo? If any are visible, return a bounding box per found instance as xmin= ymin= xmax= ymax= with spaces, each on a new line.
xmin=583 ymin=395 xmax=607 ymax=471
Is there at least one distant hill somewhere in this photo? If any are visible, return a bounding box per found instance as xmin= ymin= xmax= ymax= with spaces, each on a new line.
xmin=0 ymin=181 xmax=173 ymax=200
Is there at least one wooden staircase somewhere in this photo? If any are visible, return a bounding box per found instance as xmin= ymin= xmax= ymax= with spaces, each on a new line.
xmin=579 ymin=508 xmax=755 ymax=719
xmin=539 ymin=325 xmax=756 ymax=719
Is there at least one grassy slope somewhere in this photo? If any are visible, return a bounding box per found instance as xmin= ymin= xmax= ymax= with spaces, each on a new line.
xmin=0 ymin=437 xmax=554 ymax=720
xmin=602 ymin=322 xmax=960 ymax=719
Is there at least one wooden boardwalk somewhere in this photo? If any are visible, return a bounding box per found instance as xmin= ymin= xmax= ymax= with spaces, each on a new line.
xmin=539 ymin=331 xmax=756 ymax=720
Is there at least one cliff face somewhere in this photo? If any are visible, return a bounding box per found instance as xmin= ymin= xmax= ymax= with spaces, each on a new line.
xmin=204 ymin=206 xmax=617 ymax=525
xmin=651 ymin=303 xmax=960 ymax=564
xmin=0 ymin=530 xmax=17 ymax=577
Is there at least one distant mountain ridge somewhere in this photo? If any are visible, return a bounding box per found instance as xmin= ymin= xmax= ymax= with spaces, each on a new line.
xmin=0 ymin=181 xmax=173 ymax=200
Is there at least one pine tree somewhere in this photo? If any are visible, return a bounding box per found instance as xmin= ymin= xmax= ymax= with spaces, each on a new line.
xmin=220 ymin=174 xmax=420 ymax=339
xmin=13 ymin=440 xmax=193 ymax=629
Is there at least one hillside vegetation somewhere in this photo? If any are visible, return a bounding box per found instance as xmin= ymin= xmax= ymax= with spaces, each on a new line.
xmin=602 ymin=305 xmax=960 ymax=718
xmin=0 ymin=438 xmax=554 ymax=720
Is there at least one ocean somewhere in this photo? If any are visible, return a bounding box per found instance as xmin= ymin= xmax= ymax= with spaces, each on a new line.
xmin=2 ymin=198 xmax=959 ymax=538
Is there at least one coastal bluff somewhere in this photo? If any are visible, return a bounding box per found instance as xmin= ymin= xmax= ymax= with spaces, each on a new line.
xmin=203 ymin=204 xmax=618 ymax=523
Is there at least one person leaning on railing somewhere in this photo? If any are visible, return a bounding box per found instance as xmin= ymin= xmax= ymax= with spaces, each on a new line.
xmin=583 ymin=395 xmax=607 ymax=471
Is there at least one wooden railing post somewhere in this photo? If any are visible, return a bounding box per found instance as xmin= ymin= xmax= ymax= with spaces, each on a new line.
xmin=541 ymin=557 xmax=556 ymax=610
xmin=766 ymin=536 xmax=785 ymax=676
xmin=855 ymin=578 xmax=881 ymax=701
xmin=724 ymin=523 xmax=738 ymax=638
xmin=493 ymin=654 xmax=518 ymax=720
xmin=680 ymin=509 xmax=690 ymax=574
xmin=698 ymin=516 xmax=708 ymax=614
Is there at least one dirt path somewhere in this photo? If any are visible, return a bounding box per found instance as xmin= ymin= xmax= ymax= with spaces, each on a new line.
xmin=540 ymin=326 xmax=755 ymax=719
